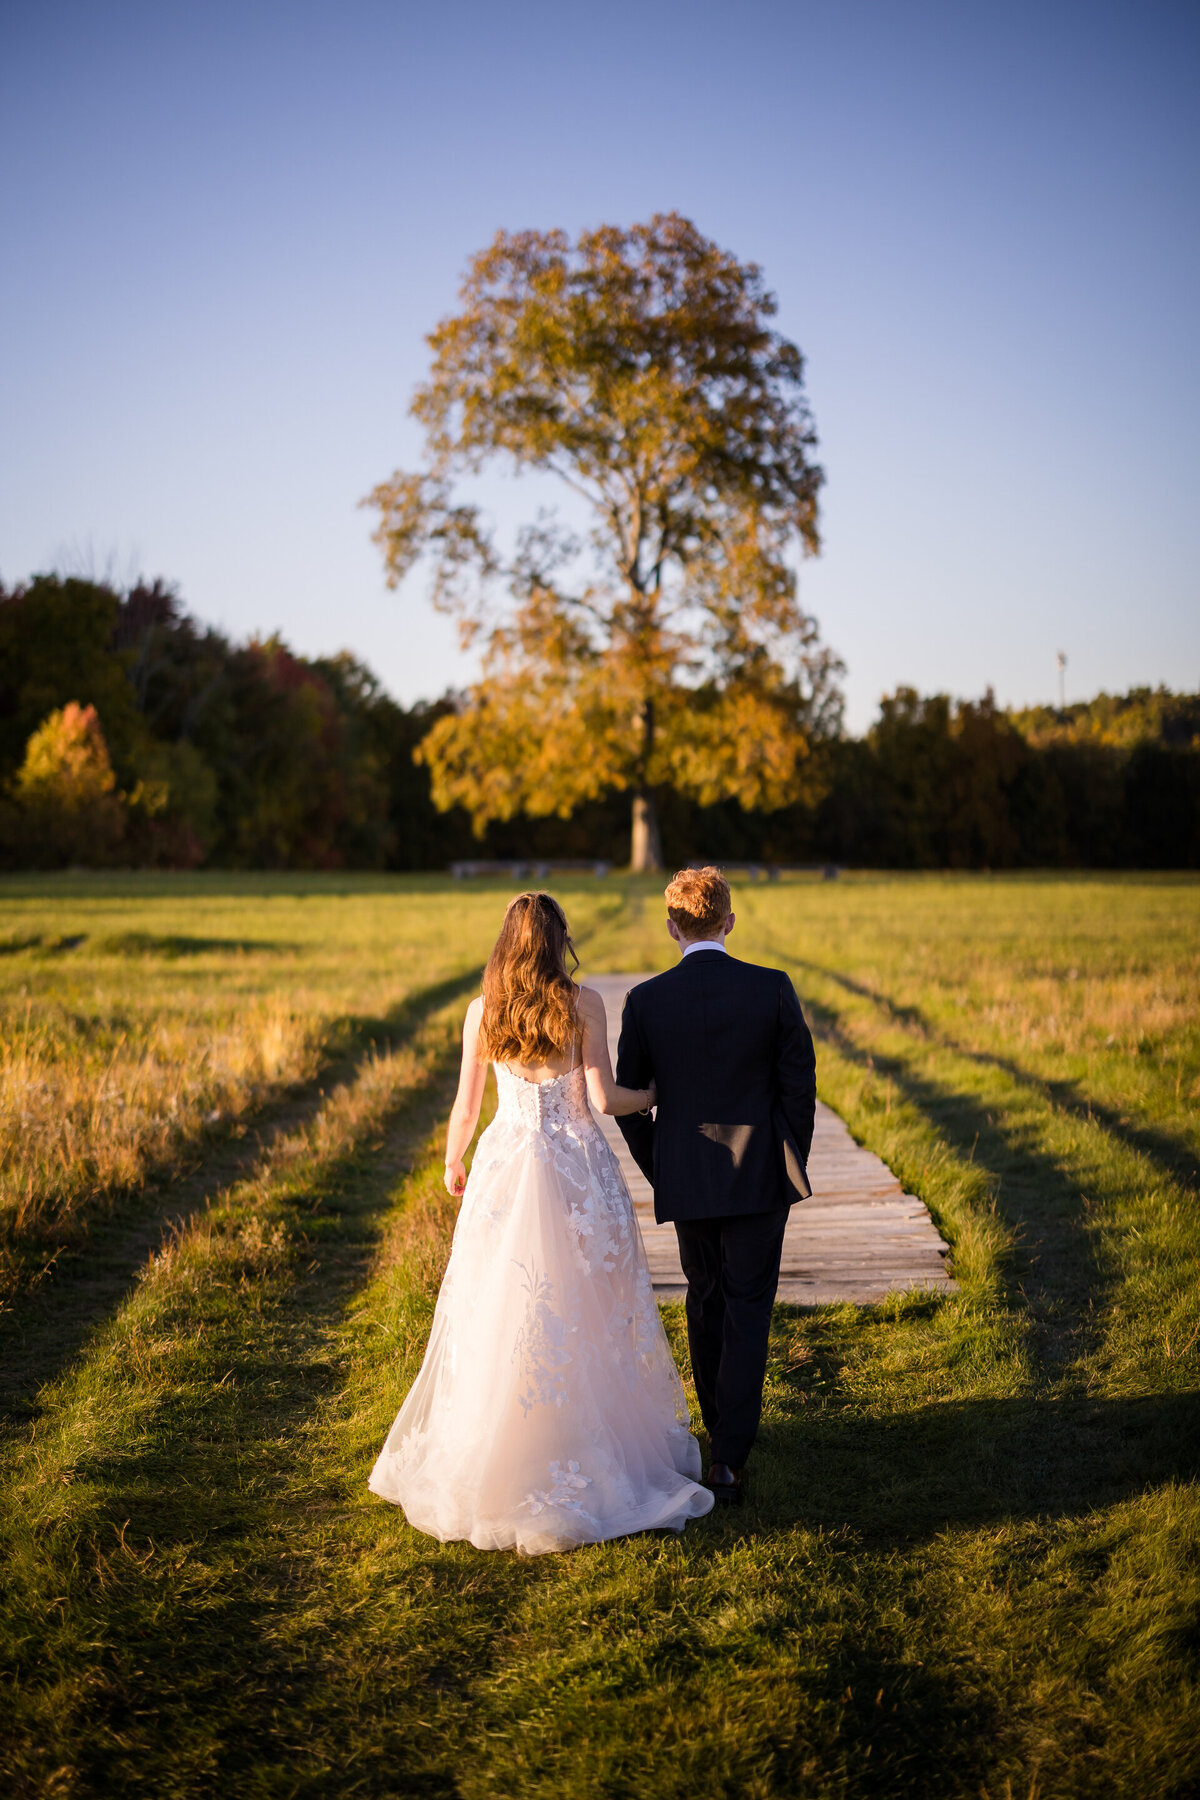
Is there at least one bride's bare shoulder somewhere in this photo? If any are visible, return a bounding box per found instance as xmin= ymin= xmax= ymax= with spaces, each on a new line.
xmin=461 ymin=995 xmax=487 ymax=1063
xmin=575 ymin=983 xmax=607 ymax=1022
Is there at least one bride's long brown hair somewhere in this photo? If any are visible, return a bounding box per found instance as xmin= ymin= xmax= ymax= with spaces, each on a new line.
xmin=480 ymin=891 xmax=580 ymax=1063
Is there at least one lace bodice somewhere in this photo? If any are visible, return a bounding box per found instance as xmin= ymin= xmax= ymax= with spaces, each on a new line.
xmin=493 ymin=1061 xmax=594 ymax=1135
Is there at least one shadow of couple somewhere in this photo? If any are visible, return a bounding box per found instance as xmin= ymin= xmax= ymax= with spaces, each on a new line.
xmin=735 ymin=1379 xmax=1200 ymax=1544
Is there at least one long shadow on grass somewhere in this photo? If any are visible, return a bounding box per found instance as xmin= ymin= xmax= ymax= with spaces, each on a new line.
xmin=753 ymin=1378 xmax=1200 ymax=1547
xmin=96 ymin=931 xmax=298 ymax=958
xmin=799 ymin=960 xmax=1200 ymax=1202
xmin=2 ymin=931 xmax=298 ymax=958
xmin=803 ymin=996 xmax=1111 ymax=1374
xmin=0 ymin=965 xmax=484 ymax=1432
xmin=679 ymin=1377 xmax=1200 ymax=1798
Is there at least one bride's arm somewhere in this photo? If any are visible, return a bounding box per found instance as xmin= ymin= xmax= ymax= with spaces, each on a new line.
xmin=578 ymin=986 xmax=655 ymax=1118
xmin=444 ymin=996 xmax=488 ymax=1196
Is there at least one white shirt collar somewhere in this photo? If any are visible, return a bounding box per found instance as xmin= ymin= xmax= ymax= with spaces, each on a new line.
xmin=681 ymin=938 xmax=727 ymax=957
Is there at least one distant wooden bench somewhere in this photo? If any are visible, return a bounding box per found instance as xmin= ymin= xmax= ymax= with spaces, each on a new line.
xmin=688 ymin=861 xmax=840 ymax=882
xmin=448 ymin=859 xmax=836 ymax=881
xmin=449 ymin=859 xmax=611 ymax=880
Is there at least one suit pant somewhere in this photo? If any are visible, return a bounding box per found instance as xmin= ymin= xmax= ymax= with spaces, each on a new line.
xmin=673 ymin=1205 xmax=790 ymax=1470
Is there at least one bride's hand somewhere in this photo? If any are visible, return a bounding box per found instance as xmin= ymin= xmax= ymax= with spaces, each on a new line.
xmin=445 ymin=1159 xmax=466 ymax=1197
xmin=644 ymin=1080 xmax=657 ymax=1111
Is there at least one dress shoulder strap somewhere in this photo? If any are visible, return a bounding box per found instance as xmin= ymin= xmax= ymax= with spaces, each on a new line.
xmin=569 ymin=984 xmax=580 ymax=1072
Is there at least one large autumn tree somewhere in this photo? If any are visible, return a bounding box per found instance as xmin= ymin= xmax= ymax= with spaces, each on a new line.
xmin=366 ymin=213 xmax=840 ymax=870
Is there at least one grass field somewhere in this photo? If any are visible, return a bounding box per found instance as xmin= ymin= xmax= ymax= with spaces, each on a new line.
xmin=1 ymin=871 xmax=1198 ymax=1799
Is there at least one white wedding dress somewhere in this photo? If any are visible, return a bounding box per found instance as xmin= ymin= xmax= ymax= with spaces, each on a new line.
xmin=369 ymin=1052 xmax=714 ymax=1554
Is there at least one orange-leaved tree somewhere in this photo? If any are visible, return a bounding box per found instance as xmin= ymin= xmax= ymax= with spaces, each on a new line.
xmin=15 ymin=702 xmax=127 ymax=865
xmin=365 ymin=214 xmax=841 ymax=870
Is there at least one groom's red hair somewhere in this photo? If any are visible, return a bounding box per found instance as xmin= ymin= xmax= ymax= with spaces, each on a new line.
xmin=664 ymin=866 xmax=732 ymax=939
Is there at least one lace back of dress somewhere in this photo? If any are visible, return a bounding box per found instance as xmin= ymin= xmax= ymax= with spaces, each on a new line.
xmin=494 ymin=1062 xmax=588 ymax=1139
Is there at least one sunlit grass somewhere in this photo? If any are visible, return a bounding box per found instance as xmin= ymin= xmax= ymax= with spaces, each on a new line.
xmin=0 ymin=871 xmax=1197 ymax=1797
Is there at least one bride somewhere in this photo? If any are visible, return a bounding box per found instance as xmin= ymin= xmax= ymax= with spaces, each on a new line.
xmin=369 ymin=890 xmax=714 ymax=1553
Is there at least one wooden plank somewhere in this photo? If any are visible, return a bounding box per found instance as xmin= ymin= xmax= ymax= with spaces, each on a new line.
xmin=584 ymin=972 xmax=956 ymax=1307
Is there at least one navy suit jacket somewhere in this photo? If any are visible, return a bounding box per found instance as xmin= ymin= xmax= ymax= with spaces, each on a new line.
xmin=614 ymin=950 xmax=816 ymax=1224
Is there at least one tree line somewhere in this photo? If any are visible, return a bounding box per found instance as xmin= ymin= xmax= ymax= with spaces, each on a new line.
xmin=0 ymin=575 xmax=457 ymax=871
xmin=1 ymin=573 xmax=1196 ymax=872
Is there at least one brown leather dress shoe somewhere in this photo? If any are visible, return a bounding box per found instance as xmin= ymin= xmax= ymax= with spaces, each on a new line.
xmin=705 ymin=1461 xmax=743 ymax=1504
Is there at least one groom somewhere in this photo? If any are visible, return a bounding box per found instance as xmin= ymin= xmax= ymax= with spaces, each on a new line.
xmin=616 ymin=866 xmax=816 ymax=1503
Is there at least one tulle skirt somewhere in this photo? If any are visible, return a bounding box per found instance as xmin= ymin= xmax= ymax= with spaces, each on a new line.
xmin=369 ymin=1078 xmax=713 ymax=1554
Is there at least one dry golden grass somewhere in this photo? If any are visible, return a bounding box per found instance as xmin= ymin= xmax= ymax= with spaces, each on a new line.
xmin=0 ymin=991 xmax=323 ymax=1242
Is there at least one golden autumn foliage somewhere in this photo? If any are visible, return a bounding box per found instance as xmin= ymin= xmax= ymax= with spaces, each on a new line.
xmin=366 ymin=214 xmax=842 ymax=868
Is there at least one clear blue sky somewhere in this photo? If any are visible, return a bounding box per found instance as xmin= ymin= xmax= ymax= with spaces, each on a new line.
xmin=2 ymin=0 xmax=1197 ymax=733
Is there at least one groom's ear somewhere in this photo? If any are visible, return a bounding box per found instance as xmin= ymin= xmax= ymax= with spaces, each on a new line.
xmin=725 ymin=912 xmax=736 ymax=937
xmin=667 ymin=919 xmax=682 ymax=943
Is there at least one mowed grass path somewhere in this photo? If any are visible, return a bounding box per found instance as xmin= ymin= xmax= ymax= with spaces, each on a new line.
xmin=1 ymin=872 xmax=1198 ymax=1799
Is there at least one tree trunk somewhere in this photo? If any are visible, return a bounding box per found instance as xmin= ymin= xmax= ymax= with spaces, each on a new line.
xmin=629 ymin=693 xmax=663 ymax=872
xmin=630 ymin=790 xmax=664 ymax=873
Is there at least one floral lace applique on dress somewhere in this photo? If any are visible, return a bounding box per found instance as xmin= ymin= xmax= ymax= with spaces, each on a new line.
xmin=524 ymin=1459 xmax=591 ymax=1517
xmin=512 ymin=1261 xmax=578 ymax=1413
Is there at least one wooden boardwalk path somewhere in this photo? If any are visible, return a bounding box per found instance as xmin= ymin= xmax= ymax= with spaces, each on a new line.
xmin=586 ymin=974 xmax=955 ymax=1305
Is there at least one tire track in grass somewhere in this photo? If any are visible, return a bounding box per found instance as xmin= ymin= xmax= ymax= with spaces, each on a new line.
xmin=772 ymin=944 xmax=1198 ymax=1390
xmin=0 ymin=981 xmax=481 ymax=1798
xmin=795 ymin=961 xmax=1200 ymax=1200
xmin=812 ymin=997 xmax=1106 ymax=1371
xmin=748 ymin=927 xmax=1097 ymax=1361
xmin=0 ymin=968 xmax=484 ymax=1437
